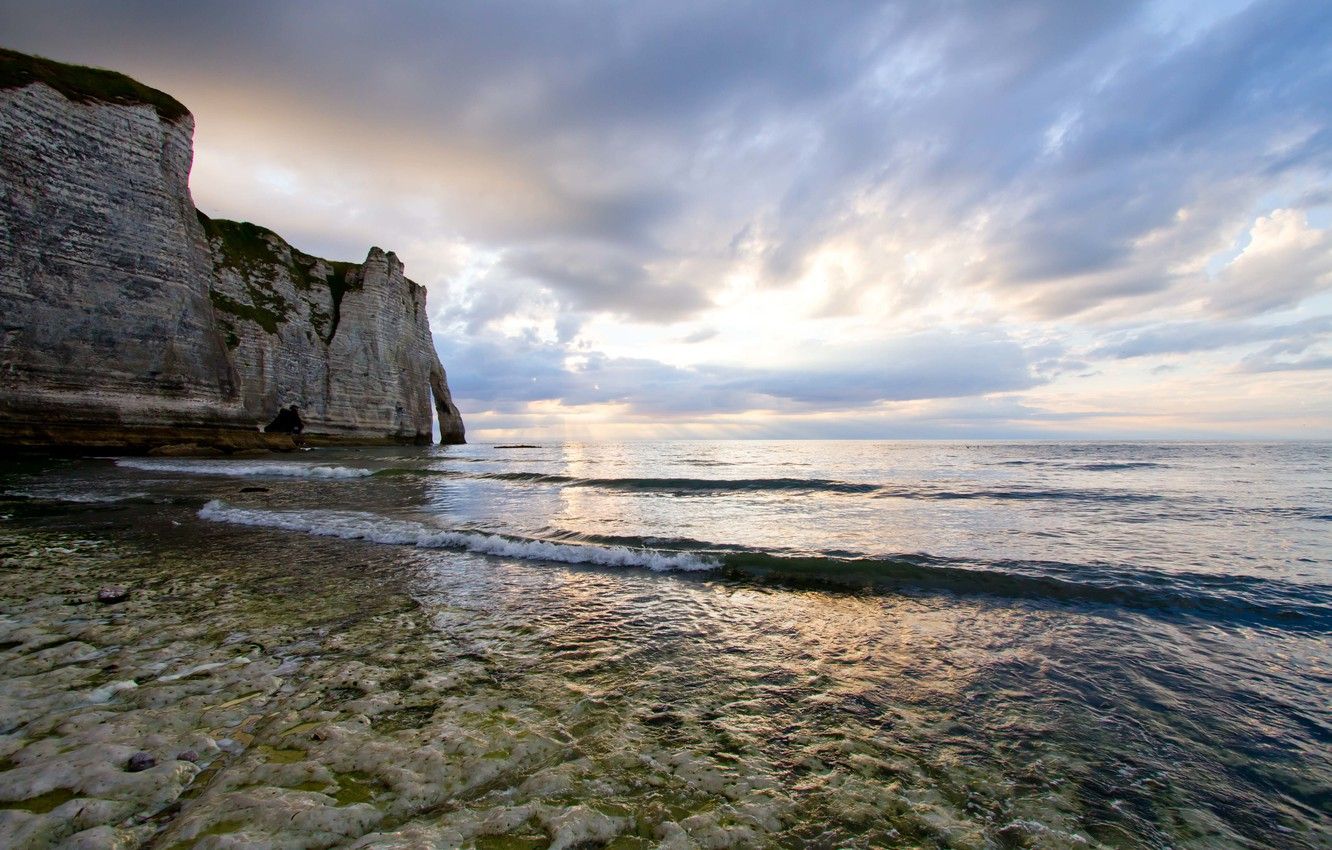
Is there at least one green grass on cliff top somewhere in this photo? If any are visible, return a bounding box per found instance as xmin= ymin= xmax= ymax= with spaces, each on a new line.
xmin=0 ymin=47 xmax=189 ymax=122
xmin=197 ymin=212 xmax=359 ymax=299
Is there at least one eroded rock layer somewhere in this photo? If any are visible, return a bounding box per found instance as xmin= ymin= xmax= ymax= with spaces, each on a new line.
xmin=0 ymin=48 xmax=464 ymax=450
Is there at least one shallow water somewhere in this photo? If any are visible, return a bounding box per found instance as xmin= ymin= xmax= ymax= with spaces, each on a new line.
xmin=0 ymin=441 xmax=1328 ymax=848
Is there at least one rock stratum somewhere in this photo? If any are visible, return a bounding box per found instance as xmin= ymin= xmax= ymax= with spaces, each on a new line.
xmin=0 ymin=48 xmax=465 ymax=451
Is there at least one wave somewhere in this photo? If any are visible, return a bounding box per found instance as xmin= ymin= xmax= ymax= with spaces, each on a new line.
xmin=874 ymin=486 xmax=1161 ymax=503
xmin=117 ymin=459 xmax=373 ymax=479
xmin=132 ymin=459 xmax=1166 ymax=505
xmin=196 ymin=502 xmax=1329 ymax=628
xmin=993 ymin=460 xmax=1166 ymax=471
xmin=718 ymin=551 xmax=1331 ymax=626
xmin=485 ymin=473 xmax=879 ymax=494
xmin=436 ymin=470 xmax=1154 ymax=501
xmin=197 ymin=501 xmax=715 ymax=572
xmin=467 ymin=471 xmax=1158 ymax=503
xmin=1069 ymin=462 xmax=1166 ymax=471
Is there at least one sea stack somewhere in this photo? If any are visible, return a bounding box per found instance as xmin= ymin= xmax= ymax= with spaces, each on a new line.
xmin=0 ymin=48 xmax=465 ymax=451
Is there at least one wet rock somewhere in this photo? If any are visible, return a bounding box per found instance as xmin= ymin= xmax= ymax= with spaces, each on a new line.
xmin=176 ymin=750 xmax=199 ymax=763
xmin=97 ymin=586 xmax=129 ymax=604
xmin=996 ymin=819 xmax=1087 ymax=848
xmin=126 ymin=752 xmax=156 ymax=772
xmin=643 ymin=709 xmax=682 ymax=727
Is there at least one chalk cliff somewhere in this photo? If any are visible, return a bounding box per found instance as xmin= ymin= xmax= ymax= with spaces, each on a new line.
xmin=0 ymin=48 xmax=465 ymax=450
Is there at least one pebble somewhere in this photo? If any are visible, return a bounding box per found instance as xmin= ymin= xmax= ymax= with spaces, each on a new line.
xmin=126 ymin=751 xmax=156 ymax=772
xmin=177 ymin=750 xmax=199 ymax=763
xmin=97 ymin=586 xmax=129 ymax=604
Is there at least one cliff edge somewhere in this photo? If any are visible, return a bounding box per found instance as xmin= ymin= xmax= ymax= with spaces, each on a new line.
xmin=0 ymin=47 xmax=465 ymax=451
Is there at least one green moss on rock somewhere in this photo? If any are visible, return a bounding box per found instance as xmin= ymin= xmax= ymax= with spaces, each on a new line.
xmin=198 ymin=212 xmax=284 ymax=275
xmin=0 ymin=47 xmax=189 ymax=122
xmin=200 ymin=212 xmax=363 ymax=342
xmin=210 ymin=290 xmax=285 ymax=335
xmin=0 ymin=787 xmax=77 ymax=814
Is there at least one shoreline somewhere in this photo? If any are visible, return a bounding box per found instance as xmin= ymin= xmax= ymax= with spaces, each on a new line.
xmin=0 ymin=427 xmax=440 ymax=458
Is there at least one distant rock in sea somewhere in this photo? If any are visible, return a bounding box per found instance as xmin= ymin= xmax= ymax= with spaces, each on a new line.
xmin=0 ymin=47 xmax=465 ymax=451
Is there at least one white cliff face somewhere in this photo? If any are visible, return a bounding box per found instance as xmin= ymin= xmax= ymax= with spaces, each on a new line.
xmin=0 ymin=83 xmax=244 ymax=442
xmin=204 ymin=223 xmax=465 ymax=444
xmin=0 ymin=56 xmax=464 ymax=449
xmin=326 ymin=249 xmax=466 ymax=444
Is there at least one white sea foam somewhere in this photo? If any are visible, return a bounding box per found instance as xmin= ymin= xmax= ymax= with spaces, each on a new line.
xmin=198 ymin=500 xmax=717 ymax=572
xmin=117 ymin=459 xmax=373 ymax=479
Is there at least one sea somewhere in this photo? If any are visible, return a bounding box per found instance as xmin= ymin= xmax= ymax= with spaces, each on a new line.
xmin=1 ymin=440 xmax=1328 ymax=848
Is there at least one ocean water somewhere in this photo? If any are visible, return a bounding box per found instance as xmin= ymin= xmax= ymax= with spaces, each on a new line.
xmin=1 ymin=441 xmax=1328 ymax=848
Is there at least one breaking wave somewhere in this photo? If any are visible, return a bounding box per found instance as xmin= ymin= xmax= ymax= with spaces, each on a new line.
xmin=117 ymin=459 xmax=373 ymax=479
xmin=196 ymin=502 xmax=1330 ymax=628
xmin=198 ymin=501 xmax=716 ymax=572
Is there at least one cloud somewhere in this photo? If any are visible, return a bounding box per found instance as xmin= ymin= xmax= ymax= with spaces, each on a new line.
xmin=1090 ymin=315 xmax=1332 ymax=359
xmin=500 ymin=243 xmax=712 ymax=322
xmin=1235 ymin=328 xmax=1332 ymax=373
xmin=440 ymin=329 xmax=1041 ymax=417
xmin=1207 ymin=209 xmax=1332 ymax=316
xmin=1239 ymin=354 xmax=1332 ymax=373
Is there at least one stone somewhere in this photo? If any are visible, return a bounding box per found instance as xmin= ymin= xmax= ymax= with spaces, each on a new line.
xmin=176 ymin=750 xmax=199 ymax=764
xmin=0 ymin=48 xmax=465 ymax=452
xmin=125 ymin=752 xmax=156 ymax=773
xmin=97 ymin=587 xmax=129 ymax=605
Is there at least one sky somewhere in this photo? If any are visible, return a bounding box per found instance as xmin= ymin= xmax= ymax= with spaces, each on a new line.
xmin=3 ymin=0 xmax=1331 ymax=440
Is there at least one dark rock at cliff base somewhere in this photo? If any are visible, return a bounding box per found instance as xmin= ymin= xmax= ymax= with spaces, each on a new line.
xmin=0 ymin=48 xmax=465 ymax=451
